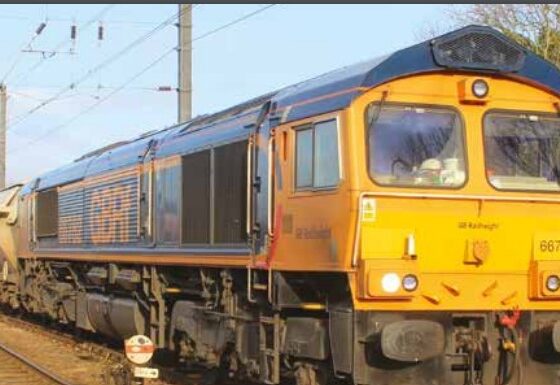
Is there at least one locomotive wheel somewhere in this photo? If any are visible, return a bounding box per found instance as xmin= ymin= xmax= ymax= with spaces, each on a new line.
xmin=294 ymin=362 xmax=350 ymax=385
xmin=202 ymin=344 xmax=240 ymax=385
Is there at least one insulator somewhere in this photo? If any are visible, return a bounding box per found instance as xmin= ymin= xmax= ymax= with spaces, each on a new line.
xmin=35 ymin=22 xmax=46 ymax=35
xmin=157 ymin=86 xmax=172 ymax=92
xmin=98 ymin=23 xmax=104 ymax=41
xmin=70 ymin=24 xmax=77 ymax=40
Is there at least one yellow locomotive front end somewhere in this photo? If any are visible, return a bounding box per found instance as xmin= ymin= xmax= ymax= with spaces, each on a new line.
xmin=352 ymin=74 xmax=560 ymax=310
xmin=344 ymin=34 xmax=560 ymax=385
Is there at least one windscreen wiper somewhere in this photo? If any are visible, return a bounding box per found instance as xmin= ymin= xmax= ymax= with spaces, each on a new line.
xmin=366 ymin=90 xmax=388 ymax=130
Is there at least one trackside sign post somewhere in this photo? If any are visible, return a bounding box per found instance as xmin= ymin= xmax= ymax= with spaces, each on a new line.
xmin=124 ymin=335 xmax=159 ymax=383
xmin=125 ymin=335 xmax=155 ymax=365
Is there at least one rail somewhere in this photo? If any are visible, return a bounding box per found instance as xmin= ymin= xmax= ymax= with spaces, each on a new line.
xmin=0 ymin=340 xmax=77 ymax=385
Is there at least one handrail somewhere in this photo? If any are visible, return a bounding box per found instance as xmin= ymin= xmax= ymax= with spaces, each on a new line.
xmin=246 ymin=138 xmax=253 ymax=239
xmin=267 ymin=133 xmax=275 ymax=238
xmin=147 ymin=160 xmax=154 ymax=239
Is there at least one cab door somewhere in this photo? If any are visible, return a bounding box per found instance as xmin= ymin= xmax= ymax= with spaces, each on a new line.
xmin=270 ymin=112 xmax=351 ymax=271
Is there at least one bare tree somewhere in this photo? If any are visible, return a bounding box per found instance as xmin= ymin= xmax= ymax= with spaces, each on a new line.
xmin=418 ymin=4 xmax=560 ymax=67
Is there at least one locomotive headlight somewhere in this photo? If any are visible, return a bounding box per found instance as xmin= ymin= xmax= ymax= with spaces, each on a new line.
xmin=402 ymin=274 xmax=419 ymax=292
xmin=547 ymin=275 xmax=560 ymax=292
xmin=472 ymin=79 xmax=489 ymax=98
xmin=381 ymin=273 xmax=401 ymax=293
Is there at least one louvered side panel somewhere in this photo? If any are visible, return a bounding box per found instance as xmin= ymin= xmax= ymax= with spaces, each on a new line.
xmin=83 ymin=170 xmax=139 ymax=245
xmin=214 ymin=141 xmax=247 ymax=244
xmin=58 ymin=186 xmax=84 ymax=244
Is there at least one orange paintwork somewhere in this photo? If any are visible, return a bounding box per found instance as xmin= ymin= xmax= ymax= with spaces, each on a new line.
xmin=18 ymin=71 xmax=560 ymax=313
xmin=272 ymin=72 xmax=560 ymax=311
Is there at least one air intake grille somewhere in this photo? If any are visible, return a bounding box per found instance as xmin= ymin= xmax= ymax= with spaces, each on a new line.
xmin=432 ymin=28 xmax=525 ymax=72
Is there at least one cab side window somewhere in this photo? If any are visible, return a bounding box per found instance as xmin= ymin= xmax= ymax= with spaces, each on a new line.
xmin=295 ymin=119 xmax=340 ymax=190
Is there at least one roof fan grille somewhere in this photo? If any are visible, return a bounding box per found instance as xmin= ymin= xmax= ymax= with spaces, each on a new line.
xmin=433 ymin=31 xmax=525 ymax=72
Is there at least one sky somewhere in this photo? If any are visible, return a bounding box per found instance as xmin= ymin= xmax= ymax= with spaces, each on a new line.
xmin=0 ymin=4 xmax=450 ymax=185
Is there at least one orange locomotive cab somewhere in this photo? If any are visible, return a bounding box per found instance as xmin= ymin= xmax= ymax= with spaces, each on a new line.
xmin=271 ymin=26 xmax=560 ymax=384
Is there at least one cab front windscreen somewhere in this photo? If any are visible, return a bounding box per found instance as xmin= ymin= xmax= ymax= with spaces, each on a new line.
xmin=366 ymin=104 xmax=466 ymax=188
xmin=484 ymin=112 xmax=560 ymax=192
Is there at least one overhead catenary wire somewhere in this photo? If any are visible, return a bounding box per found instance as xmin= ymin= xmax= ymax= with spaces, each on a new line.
xmin=8 ymin=4 xmax=116 ymax=86
xmin=0 ymin=13 xmax=179 ymax=26
xmin=189 ymin=4 xmax=275 ymax=42
xmin=9 ymin=46 xmax=177 ymax=152
xmin=7 ymin=85 xmax=173 ymax=123
xmin=7 ymin=88 xmax=93 ymax=110
xmin=8 ymin=90 xmax=47 ymax=102
xmin=8 ymin=4 xmax=278 ymax=155
xmin=5 ymin=5 xmax=191 ymax=131
xmin=7 ymin=86 xmax=169 ymax=114
xmin=1 ymin=37 xmax=38 ymax=85
xmin=0 ymin=17 xmax=50 ymax=84
xmin=9 ymin=5 xmax=201 ymax=88
xmin=12 ymin=84 xmax=175 ymax=92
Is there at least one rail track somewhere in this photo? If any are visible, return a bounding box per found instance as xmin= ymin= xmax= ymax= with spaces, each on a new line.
xmin=0 ymin=340 xmax=77 ymax=385
xmin=0 ymin=312 xmax=203 ymax=385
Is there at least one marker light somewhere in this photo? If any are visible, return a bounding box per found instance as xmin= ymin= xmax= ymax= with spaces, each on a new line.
xmin=402 ymin=274 xmax=419 ymax=292
xmin=381 ymin=273 xmax=401 ymax=293
xmin=547 ymin=275 xmax=560 ymax=292
xmin=472 ymin=79 xmax=489 ymax=98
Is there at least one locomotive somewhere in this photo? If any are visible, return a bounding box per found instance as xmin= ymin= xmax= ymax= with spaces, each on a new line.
xmin=1 ymin=25 xmax=560 ymax=385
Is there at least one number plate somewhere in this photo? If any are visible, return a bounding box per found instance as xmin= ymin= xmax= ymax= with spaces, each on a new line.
xmin=133 ymin=367 xmax=159 ymax=379
xmin=534 ymin=233 xmax=560 ymax=260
